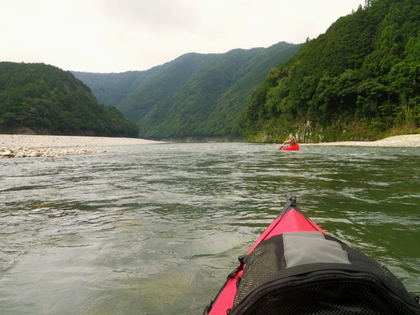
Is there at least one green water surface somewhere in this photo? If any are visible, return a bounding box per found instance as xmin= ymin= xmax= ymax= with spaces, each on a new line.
xmin=0 ymin=143 xmax=419 ymax=314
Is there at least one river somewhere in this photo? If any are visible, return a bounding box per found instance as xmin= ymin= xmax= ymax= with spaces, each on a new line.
xmin=1 ymin=142 xmax=419 ymax=314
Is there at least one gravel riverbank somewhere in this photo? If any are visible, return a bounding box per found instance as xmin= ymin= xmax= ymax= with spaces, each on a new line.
xmin=0 ymin=135 xmax=164 ymax=158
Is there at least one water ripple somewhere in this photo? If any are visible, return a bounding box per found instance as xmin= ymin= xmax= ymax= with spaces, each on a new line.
xmin=1 ymin=143 xmax=419 ymax=314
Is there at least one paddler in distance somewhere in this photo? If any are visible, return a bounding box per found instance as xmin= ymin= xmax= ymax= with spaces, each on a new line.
xmin=278 ymin=134 xmax=296 ymax=150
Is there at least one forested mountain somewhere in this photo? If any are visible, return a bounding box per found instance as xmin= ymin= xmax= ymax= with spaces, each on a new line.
xmin=4 ymin=0 xmax=416 ymax=142
xmin=0 ymin=62 xmax=139 ymax=137
xmin=241 ymin=0 xmax=420 ymax=142
xmin=73 ymin=42 xmax=300 ymax=140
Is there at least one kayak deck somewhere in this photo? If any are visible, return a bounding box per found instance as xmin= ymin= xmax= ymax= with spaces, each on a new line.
xmin=204 ymin=195 xmax=420 ymax=315
xmin=207 ymin=195 xmax=324 ymax=314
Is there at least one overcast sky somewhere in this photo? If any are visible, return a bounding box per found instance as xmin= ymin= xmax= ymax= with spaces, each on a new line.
xmin=1 ymin=0 xmax=364 ymax=73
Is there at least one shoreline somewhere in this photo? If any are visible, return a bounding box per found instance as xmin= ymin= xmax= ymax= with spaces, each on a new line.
xmin=1 ymin=134 xmax=420 ymax=150
xmin=1 ymin=134 xmax=419 ymax=158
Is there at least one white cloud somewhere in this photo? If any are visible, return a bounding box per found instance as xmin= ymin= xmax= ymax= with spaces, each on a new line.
xmin=0 ymin=0 xmax=363 ymax=73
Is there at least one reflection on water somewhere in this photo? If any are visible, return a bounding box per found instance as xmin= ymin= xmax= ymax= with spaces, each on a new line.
xmin=1 ymin=143 xmax=419 ymax=314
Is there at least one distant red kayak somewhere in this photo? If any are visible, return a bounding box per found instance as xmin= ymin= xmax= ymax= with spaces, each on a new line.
xmin=280 ymin=143 xmax=299 ymax=150
xmin=203 ymin=195 xmax=420 ymax=315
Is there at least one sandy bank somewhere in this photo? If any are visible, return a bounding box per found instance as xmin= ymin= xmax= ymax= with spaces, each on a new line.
xmin=0 ymin=134 xmax=164 ymax=150
xmin=308 ymin=134 xmax=420 ymax=147
xmin=0 ymin=135 xmax=165 ymax=158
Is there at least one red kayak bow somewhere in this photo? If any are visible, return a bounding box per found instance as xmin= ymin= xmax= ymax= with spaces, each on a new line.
xmin=204 ymin=195 xmax=420 ymax=315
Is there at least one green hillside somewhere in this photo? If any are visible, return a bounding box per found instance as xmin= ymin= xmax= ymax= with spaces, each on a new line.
xmin=72 ymin=70 xmax=149 ymax=107
xmin=241 ymin=0 xmax=420 ymax=142
xmin=138 ymin=44 xmax=301 ymax=139
xmin=74 ymin=42 xmax=299 ymax=140
xmin=0 ymin=62 xmax=139 ymax=137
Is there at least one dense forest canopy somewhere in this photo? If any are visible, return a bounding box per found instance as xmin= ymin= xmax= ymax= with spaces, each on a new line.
xmin=0 ymin=62 xmax=139 ymax=137
xmin=241 ymin=0 xmax=420 ymax=142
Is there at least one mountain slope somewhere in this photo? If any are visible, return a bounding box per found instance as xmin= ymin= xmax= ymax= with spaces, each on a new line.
xmin=0 ymin=62 xmax=139 ymax=137
xmin=74 ymin=42 xmax=300 ymax=140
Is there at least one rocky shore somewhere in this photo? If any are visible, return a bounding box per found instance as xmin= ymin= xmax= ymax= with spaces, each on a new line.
xmin=0 ymin=134 xmax=164 ymax=158
xmin=0 ymin=147 xmax=107 ymax=158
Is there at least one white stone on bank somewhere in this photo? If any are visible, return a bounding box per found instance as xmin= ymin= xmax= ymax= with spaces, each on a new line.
xmin=1 ymin=147 xmax=106 ymax=158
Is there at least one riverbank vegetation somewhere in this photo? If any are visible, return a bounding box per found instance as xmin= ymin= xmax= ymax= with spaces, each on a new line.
xmin=240 ymin=0 xmax=420 ymax=142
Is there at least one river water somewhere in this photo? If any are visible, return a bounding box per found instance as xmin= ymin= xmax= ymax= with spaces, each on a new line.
xmin=1 ymin=142 xmax=419 ymax=314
